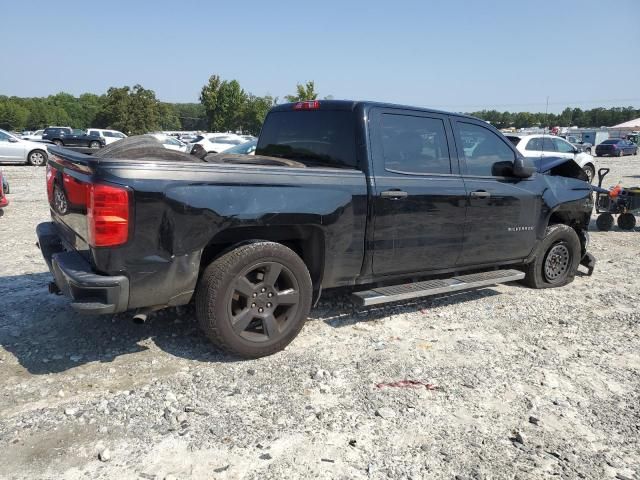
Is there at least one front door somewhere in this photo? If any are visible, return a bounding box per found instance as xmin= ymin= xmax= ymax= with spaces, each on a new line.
xmin=451 ymin=120 xmax=541 ymax=266
xmin=0 ymin=131 xmax=26 ymax=162
xmin=369 ymin=108 xmax=467 ymax=276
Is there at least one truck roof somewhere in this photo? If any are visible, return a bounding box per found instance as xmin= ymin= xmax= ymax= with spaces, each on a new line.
xmin=270 ymin=100 xmax=482 ymax=123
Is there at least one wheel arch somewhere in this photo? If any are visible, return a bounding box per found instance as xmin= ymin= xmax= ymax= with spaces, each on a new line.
xmin=198 ymin=225 xmax=326 ymax=296
xmin=26 ymin=147 xmax=48 ymax=164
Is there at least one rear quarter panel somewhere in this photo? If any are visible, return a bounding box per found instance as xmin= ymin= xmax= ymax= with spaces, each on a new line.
xmin=93 ymin=162 xmax=368 ymax=309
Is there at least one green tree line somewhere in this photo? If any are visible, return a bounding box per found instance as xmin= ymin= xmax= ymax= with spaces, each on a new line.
xmin=468 ymin=106 xmax=640 ymax=130
xmin=0 ymin=76 xmax=320 ymax=136
xmin=6 ymin=76 xmax=632 ymax=135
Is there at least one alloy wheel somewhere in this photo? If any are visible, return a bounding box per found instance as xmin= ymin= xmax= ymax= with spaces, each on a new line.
xmin=227 ymin=261 xmax=301 ymax=343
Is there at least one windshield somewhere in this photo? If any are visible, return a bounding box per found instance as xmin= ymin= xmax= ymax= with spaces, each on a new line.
xmin=223 ymin=140 xmax=257 ymax=154
xmin=256 ymin=110 xmax=357 ymax=169
xmin=164 ymin=137 xmax=182 ymax=146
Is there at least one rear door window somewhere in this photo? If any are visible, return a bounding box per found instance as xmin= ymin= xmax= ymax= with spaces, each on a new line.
xmin=380 ymin=113 xmax=451 ymax=175
xmin=257 ymin=110 xmax=357 ymax=169
xmin=454 ymin=122 xmax=516 ymax=176
xmin=542 ymin=137 xmax=556 ymax=152
xmin=525 ymin=138 xmax=543 ymax=151
xmin=552 ymin=138 xmax=575 ymax=153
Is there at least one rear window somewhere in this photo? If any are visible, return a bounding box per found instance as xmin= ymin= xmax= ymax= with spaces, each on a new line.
xmin=601 ymin=140 xmax=617 ymax=144
xmin=256 ymin=110 xmax=357 ymax=169
xmin=506 ymin=136 xmax=521 ymax=146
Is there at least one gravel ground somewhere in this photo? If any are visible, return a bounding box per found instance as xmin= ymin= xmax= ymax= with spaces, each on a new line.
xmin=0 ymin=156 xmax=639 ymax=480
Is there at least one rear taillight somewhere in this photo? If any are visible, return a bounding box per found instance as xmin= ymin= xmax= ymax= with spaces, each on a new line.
xmin=293 ymin=100 xmax=320 ymax=110
xmin=87 ymin=184 xmax=130 ymax=247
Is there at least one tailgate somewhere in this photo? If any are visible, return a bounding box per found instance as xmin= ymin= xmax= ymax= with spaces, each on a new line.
xmin=46 ymin=148 xmax=131 ymax=260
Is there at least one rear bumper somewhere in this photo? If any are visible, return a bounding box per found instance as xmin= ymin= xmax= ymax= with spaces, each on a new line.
xmin=36 ymin=222 xmax=129 ymax=314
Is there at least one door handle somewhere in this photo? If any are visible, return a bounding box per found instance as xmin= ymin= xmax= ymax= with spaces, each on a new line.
xmin=380 ymin=190 xmax=408 ymax=199
xmin=470 ymin=190 xmax=491 ymax=199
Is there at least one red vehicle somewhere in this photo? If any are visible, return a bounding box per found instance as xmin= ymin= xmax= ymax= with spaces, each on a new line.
xmin=0 ymin=170 xmax=9 ymax=209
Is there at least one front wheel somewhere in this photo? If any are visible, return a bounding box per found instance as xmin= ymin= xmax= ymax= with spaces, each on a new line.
xmin=586 ymin=147 xmax=592 ymax=154
xmin=522 ymin=224 xmax=581 ymax=289
xmin=618 ymin=149 xmax=624 ymax=157
xmin=582 ymin=164 xmax=595 ymax=183
xmin=195 ymin=241 xmax=312 ymax=358
xmin=52 ymin=139 xmax=63 ymax=146
xmin=89 ymin=140 xmax=101 ymax=149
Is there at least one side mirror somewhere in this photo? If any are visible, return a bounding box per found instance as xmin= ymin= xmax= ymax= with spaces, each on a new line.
xmin=512 ymin=156 xmax=535 ymax=178
xmin=8 ymin=137 xmax=18 ymax=143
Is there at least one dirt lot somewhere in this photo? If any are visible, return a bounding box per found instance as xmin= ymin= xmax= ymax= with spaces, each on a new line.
xmin=0 ymin=155 xmax=639 ymax=480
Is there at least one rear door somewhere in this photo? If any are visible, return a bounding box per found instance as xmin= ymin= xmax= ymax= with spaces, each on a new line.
xmin=451 ymin=119 xmax=541 ymax=266
xmin=369 ymin=107 xmax=467 ymax=275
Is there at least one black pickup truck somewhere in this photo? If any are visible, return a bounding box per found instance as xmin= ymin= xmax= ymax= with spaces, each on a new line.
xmin=37 ymin=100 xmax=596 ymax=358
xmin=42 ymin=127 xmax=106 ymax=149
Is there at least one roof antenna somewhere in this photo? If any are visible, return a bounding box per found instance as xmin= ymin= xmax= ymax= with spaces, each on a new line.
xmin=541 ymin=96 xmax=550 ymax=154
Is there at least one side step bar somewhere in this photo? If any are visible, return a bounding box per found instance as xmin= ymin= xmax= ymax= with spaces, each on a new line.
xmin=351 ymin=269 xmax=525 ymax=307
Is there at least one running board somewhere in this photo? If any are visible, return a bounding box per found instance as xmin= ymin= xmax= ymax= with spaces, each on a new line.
xmin=351 ymin=269 xmax=525 ymax=307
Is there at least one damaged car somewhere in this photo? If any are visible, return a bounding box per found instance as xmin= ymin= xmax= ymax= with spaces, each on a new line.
xmin=37 ymin=100 xmax=596 ymax=358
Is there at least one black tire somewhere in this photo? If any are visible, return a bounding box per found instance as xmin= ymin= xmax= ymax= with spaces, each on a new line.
xmin=596 ymin=213 xmax=614 ymax=231
xmin=27 ymin=149 xmax=47 ymax=166
xmin=195 ymin=241 xmax=312 ymax=358
xmin=586 ymin=147 xmax=591 ymax=154
xmin=89 ymin=140 xmax=101 ymax=149
xmin=582 ymin=164 xmax=595 ymax=184
xmin=618 ymin=149 xmax=624 ymax=157
xmin=52 ymin=139 xmax=63 ymax=146
xmin=617 ymin=213 xmax=636 ymax=230
xmin=522 ymin=224 xmax=581 ymax=289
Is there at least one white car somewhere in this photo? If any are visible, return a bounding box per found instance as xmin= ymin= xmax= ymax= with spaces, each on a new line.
xmin=149 ymin=133 xmax=189 ymax=153
xmin=189 ymin=133 xmax=248 ymax=154
xmin=506 ymin=134 xmax=596 ymax=183
xmin=21 ymin=129 xmax=45 ymax=141
xmin=86 ymin=128 xmax=127 ymax=145
xmin=220 ymin=139 xmax=257 ymax=155
xmin=0 ymin=129 xmax=49 ymax=165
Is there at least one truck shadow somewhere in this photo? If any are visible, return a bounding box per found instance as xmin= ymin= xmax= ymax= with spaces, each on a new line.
xmin=0 ymin=272 xmax=236 ymax=375
xmin=1 ymin=271 xmax=501 ymax=375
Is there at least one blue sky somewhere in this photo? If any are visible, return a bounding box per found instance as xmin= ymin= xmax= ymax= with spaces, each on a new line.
xmin=1 ymin=0 xmax=638 ymax=113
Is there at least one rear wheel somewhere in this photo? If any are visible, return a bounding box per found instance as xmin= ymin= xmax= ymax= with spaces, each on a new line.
xmin=195 ymin=241 xmax=312 ymax=358
xmin=27 ymin=149 xmax=47 ymax=166
xmin=618 ymin=149 xmax=624 ymax=157
xmin=522 ymin=224 xmax=581 ymax=289
xmin=52 ymin=139 xmax=63 ymax=146
xmin=586 ymin=147 xmax=592 ymax=154
xmin=582 ymin=164 xmax=595 ymax=183
xmin=596 ymin=213 xmax=614 ymax=231
xmin=89 ymin=140 xmax=101 ymax=149
xmin=617 ymin=213 xmax=636 ymax=230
